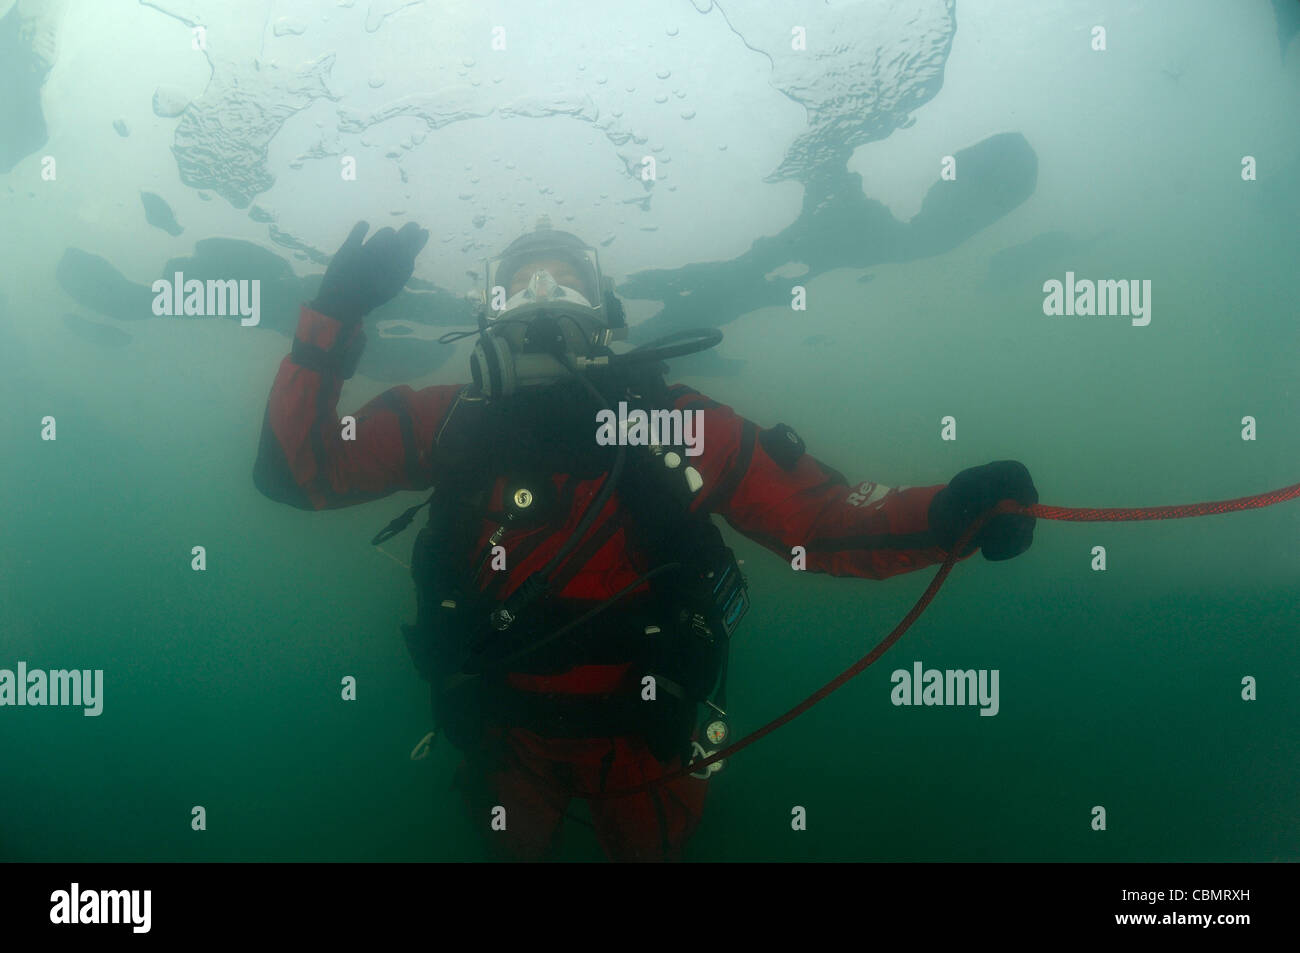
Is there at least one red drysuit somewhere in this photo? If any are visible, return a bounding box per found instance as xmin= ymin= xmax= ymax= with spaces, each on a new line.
xmin=254 ymin=306 xmax=963 ymax=860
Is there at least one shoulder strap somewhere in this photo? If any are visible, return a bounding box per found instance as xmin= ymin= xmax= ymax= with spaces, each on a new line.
xmin=613 ymin=376 xmax=729 ymax=579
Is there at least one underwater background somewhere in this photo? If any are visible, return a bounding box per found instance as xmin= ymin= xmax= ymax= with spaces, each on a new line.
xmin=1 ymin=0 xmax=1297 ymax=862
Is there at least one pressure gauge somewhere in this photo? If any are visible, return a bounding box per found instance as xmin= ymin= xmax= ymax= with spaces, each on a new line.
xmin=704 ymin=718 xmax=729 ymax=746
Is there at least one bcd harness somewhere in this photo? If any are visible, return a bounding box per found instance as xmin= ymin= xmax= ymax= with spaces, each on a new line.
xmin=372 ymin=368 xmax=749 ymax=768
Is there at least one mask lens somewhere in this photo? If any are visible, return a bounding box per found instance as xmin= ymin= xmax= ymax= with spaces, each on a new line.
xmin=498 ymin=270 xmax=594 ymax=315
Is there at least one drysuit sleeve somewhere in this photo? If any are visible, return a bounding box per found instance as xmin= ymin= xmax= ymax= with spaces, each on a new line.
xmin=667 ymin=384 xmax=971 ymax=580
xmin=252 ymin=305 xmax=461 ymax=510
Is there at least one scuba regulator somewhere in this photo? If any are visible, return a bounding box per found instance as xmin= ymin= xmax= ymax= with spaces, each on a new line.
xmin=468 ymin=283 xmax=626 ymax=400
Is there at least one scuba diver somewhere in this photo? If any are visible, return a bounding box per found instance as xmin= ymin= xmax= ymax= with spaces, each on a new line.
xmin=253 ymin=218 xmax=1039 ymax=862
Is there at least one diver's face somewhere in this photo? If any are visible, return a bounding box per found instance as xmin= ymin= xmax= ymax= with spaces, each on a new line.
xmin=509 ymin=258 xmax=589 ymax=299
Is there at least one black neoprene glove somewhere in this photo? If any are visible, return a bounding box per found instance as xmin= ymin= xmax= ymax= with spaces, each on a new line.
xmin=928 ymin=460 xmax=1038 ymax=561
xmin=310 ymin=220 xmax=430 ymax=324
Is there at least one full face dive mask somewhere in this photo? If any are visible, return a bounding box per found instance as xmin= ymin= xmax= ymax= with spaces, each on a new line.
xmin=470 ymin=242 xmax=627 ymax=399
xmin=467 ymin=233 xmax=721 ymax=400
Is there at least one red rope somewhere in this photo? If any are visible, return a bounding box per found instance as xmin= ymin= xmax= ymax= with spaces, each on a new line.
xmin=576 ymin=481 xmax=1300 ymax=800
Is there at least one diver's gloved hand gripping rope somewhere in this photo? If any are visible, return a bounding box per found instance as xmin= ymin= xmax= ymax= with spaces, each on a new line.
xmin=929 ymin=460 xmax=1039 ymax=561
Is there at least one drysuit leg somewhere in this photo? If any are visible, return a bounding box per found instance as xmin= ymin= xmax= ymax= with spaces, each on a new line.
xmin=452 ymin=726 xmax=570 ymax=862
xmin=584 ymin=737 xmax=708 ymax=863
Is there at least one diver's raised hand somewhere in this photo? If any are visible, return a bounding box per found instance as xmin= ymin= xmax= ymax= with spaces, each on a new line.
xmin=928 ymin=460 xmax=1038 ymax=561
xmin=310 ymin=221 xmax=430 ymax=324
